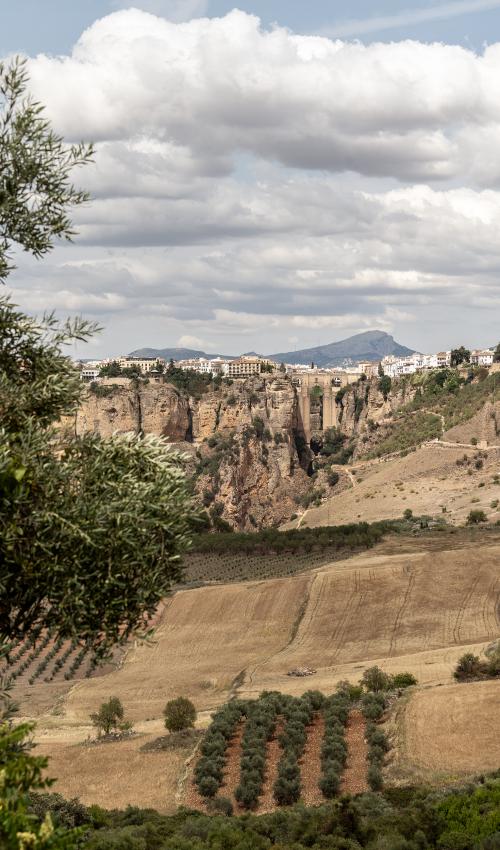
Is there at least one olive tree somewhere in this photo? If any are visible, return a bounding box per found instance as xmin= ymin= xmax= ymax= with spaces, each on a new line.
xmin=0 ymin=58 xmax=194 ymax=850
xmin=164 ymin=697 xmax=197 ymax=732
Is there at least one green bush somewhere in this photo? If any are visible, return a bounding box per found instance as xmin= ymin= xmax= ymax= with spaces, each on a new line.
xmin=391 ymin=672 xmax=417 ymax=689
xmin=163 ymin=697 xmax=196 ymax=733
xmin=467 ymin=509 xmax=487 ymax=524
xmin=319 ymin=769 xmax=340 ymax=798
xmin=361 ymin=666 xmax=392 ymax=692
xmin=367 ymin=764 xmax=383 ymax=791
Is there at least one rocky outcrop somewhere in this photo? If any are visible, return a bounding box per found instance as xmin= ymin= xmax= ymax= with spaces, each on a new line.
xmin=71 ymin=375 xmax=311 ymax=529
xmin=70 ymin=380 xmax=191 ymax=441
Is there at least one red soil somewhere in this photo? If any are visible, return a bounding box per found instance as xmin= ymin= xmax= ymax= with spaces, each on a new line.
xmin=184 ymin=719 xmax=246 ymax=812
xmin=341 ymin=709 xmax=369 ymax=794
xmin=256 ymin=718 xmax=285 ymax=814
xmin=300 ymin=714 xmax=326 ymax=807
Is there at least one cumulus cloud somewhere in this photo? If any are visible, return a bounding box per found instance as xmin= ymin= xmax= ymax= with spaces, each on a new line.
xmin=27 ymin=9 xmax=500 ymax=183
xmin=5 ymin=9 xmax=500 ymax=354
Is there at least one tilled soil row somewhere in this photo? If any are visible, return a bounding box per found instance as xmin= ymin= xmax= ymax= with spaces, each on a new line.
xmin=341 ymin=709 xmax=369 ymax=795
xmin=256 ymin=718 xmax=285 ymax=814
xmin=184 ymin=719 xmax=246 ymax=812
xmin=300 ymin=714 xmax=326 ymax=807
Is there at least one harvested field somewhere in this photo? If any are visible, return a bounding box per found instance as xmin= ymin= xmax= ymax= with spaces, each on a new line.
xmin=57 ymin=575 xmax=310 ymax=725
xmin=402 ymin=680 xmax=500 ymax=776
xmin=300 ymin=715 xmax=325 ymax=807
xmin=245 ymin=535 xmax=500 ymax=696
xmin=22 ymin=529 xmax=500 ymax=810
xmin=36 ymin=732 xmax=193 ymax=812
xmin=341 ymin=710 xmax=368 ymax=795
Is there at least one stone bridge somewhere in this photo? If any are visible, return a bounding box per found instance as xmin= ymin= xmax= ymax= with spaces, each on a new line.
xmin=293 ymin=371 xmax=352 ymax=443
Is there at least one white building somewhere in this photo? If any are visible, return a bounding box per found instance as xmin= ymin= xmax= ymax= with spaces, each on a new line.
xmin=81 ymin=367 xmax=100 ymax=382
xmin=118 ymin=356 xmax=165 ymax=373
xmin=177 ymin=357 xmax=230 ymax=375
xmin=471 ymin=349 xmax=494 ymax=366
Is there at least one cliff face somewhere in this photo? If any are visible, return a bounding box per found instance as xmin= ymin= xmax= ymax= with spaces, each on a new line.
xmin=72 ymin=376 xmax=310 ymax=529
xmin=336 ymin=378 xmax=419 ymax=458
xmin=71 ymin=380 xmax=191 ymax=441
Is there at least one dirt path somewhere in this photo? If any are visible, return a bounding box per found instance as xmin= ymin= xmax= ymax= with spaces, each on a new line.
xmin=300 ymin=714 xmax=325 ymax=807
xmin=256 ymin=718 xmax=284 ymax=814
xmin=341 ymin=710 xmax=369 ymax=795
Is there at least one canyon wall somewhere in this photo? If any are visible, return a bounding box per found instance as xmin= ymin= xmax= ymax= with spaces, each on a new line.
xmin=71 ymin=376 xmax=312 ymax=529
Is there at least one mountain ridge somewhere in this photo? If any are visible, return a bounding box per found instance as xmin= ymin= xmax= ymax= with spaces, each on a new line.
xmin=129 ymin=331 xmax=414 ymax=366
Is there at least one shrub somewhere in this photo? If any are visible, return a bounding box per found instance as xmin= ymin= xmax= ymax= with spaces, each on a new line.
xmin=197 ymin=776 xmax=219 ymax=798
xmin=327 ymin=470 xmax=340 ymax=488
xmin=466 ymin=510 xmax=487 ymax=525
xmin=367 ymin=764 xmax=383 ymax=791
xmin=90 ymin=696 xmax=126 ymax=737
xmin=391 ymin=672 xmax=417 ymax=689
xmin=361 ymin=693 xmax=387 ymax=722
xmin=454 ymin=653 xmax=482 ymax=680
xmin=361 ymin=666 xmax=392 ymax=692
xmin=164 ymin=697 xmax=196 ymax=732
xmin=403 ymin=508 xmax=413 ymax=520
xmin=207 ymin=796 xmax=233 ymax=816
xmin=319 ymin=768 xmax=340 ymax=798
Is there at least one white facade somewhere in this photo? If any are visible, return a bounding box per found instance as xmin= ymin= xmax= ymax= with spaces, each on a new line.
xmin=177 ymin=357 xmax=230 ymax=375
xmin=81 ymin=367 xmax=100 ymax=381
xmin=471 ymin=349 xmax=494 ymax=366
xmin=118 ymin=356 xmax=165 ymax=373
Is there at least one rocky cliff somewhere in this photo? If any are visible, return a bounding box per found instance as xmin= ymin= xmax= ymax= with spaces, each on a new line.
xmin=70 ymin=376 xmax=312 ymax=529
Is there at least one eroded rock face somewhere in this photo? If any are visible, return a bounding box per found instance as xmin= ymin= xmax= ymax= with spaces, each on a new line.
xmin=72 ymin=376 xmax=310 ymax=529
xmin=73 ymin=381 xmax=191 ymax=441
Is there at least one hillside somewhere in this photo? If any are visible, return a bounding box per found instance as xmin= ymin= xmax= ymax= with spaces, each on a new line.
xmin=269 ymin=330 xmax=414 ymax=367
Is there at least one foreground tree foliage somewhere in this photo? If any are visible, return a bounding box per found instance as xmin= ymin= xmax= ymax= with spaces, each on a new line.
xmin=27 ymin=773 xmax=500 ymax=850
xmin=0 ymin=58 xmax=194 ymax=850
xmin=0 ymin=58 xmax=93 ymax=282
xmin=0 ymin=302 xmax=193 ymax=650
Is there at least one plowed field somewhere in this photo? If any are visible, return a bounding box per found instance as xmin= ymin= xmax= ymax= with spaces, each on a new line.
xmin=25 ymin=531 xmax=499 ymax=810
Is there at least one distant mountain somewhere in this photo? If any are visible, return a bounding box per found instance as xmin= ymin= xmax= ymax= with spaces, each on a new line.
xmin=129 ymin=331 xmax=415 ymax=367
xmin=128 ymin=347 xmax=236 ymax=360
xmin=268 ymin=331 xmax=415 ymax=367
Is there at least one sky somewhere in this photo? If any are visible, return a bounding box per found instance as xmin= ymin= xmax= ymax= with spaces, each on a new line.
xmin=2 ymin=0 xmax=500 ymax=357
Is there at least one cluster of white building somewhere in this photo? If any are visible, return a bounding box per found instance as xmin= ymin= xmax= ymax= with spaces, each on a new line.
xmin=76 ymin=354 xmax=276 ymax=381
xmin=380 ymin=348 xmax=495 ymax=379
xmin=77 ymin=347 xmax=496 ymax=383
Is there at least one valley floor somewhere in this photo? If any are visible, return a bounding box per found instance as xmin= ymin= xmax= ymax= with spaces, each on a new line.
xmin=21 ymin=528 xmax=500 ymax=812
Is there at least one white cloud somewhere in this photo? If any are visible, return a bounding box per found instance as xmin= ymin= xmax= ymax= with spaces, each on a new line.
xmin=6 ymin=10 xmax=500 ymax=355
xmin=27 ymin=10 xmax=500 ymax=183
xmin=177 ymin=334 xmax=206 ymax=348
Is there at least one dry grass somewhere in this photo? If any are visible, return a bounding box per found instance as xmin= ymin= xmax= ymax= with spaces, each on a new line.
xmin=401 ymin=680 xmax=500 ymax=776
xmin=298 ymin=444 xmax=500 ymax=528
xmin=36 ymin=733 xmax=193 ymax=813
xmin=22 ymin=528 xmax=499 ymax=809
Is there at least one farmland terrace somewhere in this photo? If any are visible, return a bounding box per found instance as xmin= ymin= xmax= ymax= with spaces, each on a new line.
xmin=16 ymin=527 xmax=500 ymax=811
